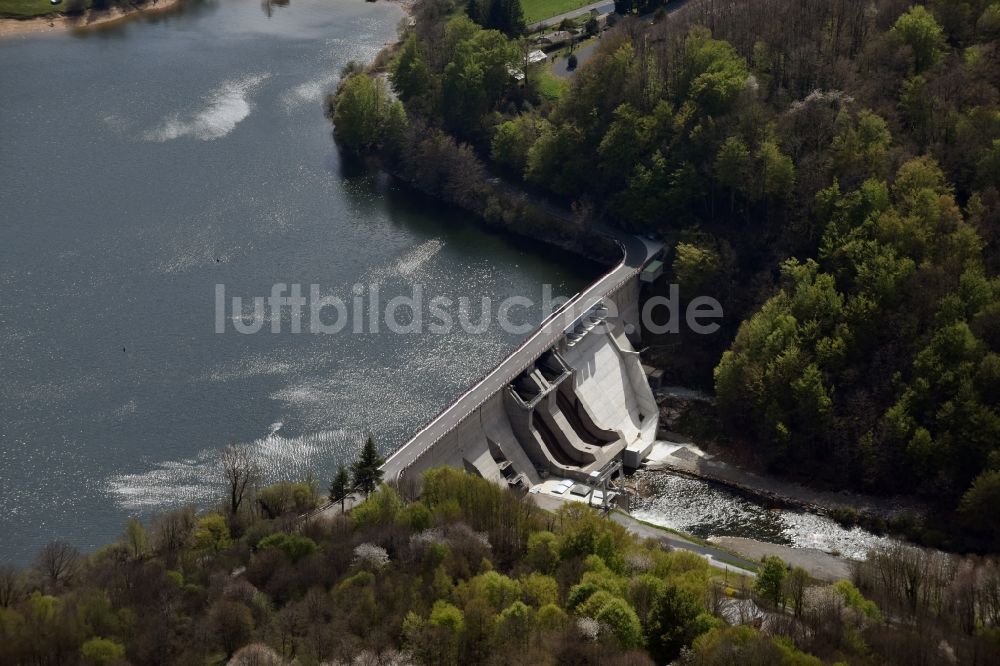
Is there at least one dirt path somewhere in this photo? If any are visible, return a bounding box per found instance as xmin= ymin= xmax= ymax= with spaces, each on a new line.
xmin=711 ymin=536 xmax=851 ymax=582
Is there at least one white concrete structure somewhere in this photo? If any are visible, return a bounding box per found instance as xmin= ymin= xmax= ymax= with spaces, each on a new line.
xmin=381 ymin=233 xmax=663 ymax=491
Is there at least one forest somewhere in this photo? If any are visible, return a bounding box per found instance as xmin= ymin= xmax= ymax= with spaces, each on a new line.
xmin=330 ymin=0 xmax=1000 ymax=551
xmin=4 ymin=465 xmax=1000 ymax=665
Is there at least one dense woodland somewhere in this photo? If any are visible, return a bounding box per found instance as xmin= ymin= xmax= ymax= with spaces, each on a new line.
xmin=330 ymin=0 xmax=1000 ymax=551
xmin=4 ymin=466 xmax=1000 ymax=665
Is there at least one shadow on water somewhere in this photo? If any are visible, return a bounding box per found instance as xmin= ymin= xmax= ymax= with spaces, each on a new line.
xmin=67 ymin=0 xmax=217 ymax=39
xmin=331 ymin=148 xmax=604 ymax=283
xmin=260 ymin=0 xmax=289 ymax=18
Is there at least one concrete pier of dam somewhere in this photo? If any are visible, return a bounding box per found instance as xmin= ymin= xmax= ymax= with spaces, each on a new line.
xmin=382 ymin=232 xmax=664 ymax=492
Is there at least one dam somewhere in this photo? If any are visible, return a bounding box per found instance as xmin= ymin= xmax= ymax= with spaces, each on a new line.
xmin=382 ymin=232 xmax=664 ymax=493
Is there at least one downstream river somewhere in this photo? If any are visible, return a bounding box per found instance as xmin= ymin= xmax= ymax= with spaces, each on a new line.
xmin=630 ymin=470 xmax=889 ymax=560
xmin=0 ymin=0 xmax=597 ymax=564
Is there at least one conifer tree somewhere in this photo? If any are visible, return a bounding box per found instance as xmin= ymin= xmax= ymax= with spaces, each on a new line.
xmin=352 ymin=437 xmax=385 ymax=498
xmin=329 ymin=465 xmax=352 ymax=513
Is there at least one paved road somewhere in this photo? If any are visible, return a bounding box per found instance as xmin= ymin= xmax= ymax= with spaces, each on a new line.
xmin=529 ymin=0 xmax=698 ymax=34
xmin=528 ymin=1 xmax=614 ymax=32
xmin=381 ymin=229 xmax=661 ymax=482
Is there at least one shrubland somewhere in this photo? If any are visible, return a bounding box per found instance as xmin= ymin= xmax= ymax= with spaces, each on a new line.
xmin=3 ymin=467 xmax=1000 ymax=664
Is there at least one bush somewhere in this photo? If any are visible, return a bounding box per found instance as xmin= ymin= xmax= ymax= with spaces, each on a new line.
xmin=471 ymin=571 xmax=522 ymax=610
xmin=192 ymin=514 xmax=231 ymax=554
xmin=256 ymin=481 xmax=318 ymax=519
xmin=537 ymin=603 xmax=569 ymax=629
xmin=525 ymin=531 xmax=559 ymax=573
xmin=351 ymin=484 xmax=403 ymax=527
xmin=256 ymin=533 xmax=318 ymax=563
xmin=575 ymin=590 xmax=644 ymax=649
xmin=80 ymin=637 xmax=125 ymax=665
xmin=520 ymin=573 xmax=559 ymax=607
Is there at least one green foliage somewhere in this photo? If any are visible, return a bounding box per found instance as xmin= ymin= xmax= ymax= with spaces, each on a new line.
xmin=352 ymin=483 xmax=404 ymax=527
xmin=429 ymin=599 xmax=464 ymax=633
xmin=979 ymin=3 xmax=1000 ymax=38
xmin=256 ymin=533 xmax=318 ymax=562
xmin=392 ymin=35 xmax=433 ymax=109
xmin=121 ymin=518 xmax=147 ymax=561
xmin=399 ymin=500 xmax=433 ymax=531
xmin=7 ymin=466 xmax=1000 ymax=665
xmin=673 ymin=240 xmax=723 ymax=296
xmin=467 ymin=0 xmax=525 ymax=36
xmin=958 ymin=469 xmax=1000 ymax=544
xmin=80 ymin=637 xmax=125 ymax=665
xmin=520 ymin=572 xmax=559 ymax=606
xmin=470 ymin=571 xmax=522 ymax=610
xmin=575 ymin=590 xmax=645 ymax=649
xmin=421 ymin=466 xmax=537 ymax=563
xmin=359 ymin=0 xmax=1000 ymax=539
xmin=525 ymin=122 xmax=587 ymax=194
xmin=192 ymin=514 xmax=231 ymax=554
xmin=351 ymin=436 xmax=385 ymax=498
xmin=892 ymin=5 xmax=946 ymax=72
xmin=333 ymin=75 xmax=408 ymax=156
xmin=690 ymin=625 xmax=822 ymax=665
xmin=525 ymin=530 xmax=559 ymax=573
xmin=439 ymin=19 xmax=520 ymax=136
xmin=257 ymin=481 xmax=318 ymax=519
xmin=555 ymin=502 xmax=630 ymax=571
xmin=496 ymin=599 xmax=532 ymax=640
xmin=755 ymin=556 xmax=787 ymax=607
xmin=647 ymin=583 xmax=714 ymax=663
xmin=536 ymin=602 xmax=568 ymax=629
xmin=677 ymin=27 xmax=750 ymax=115
xmin=329 ymin=464 xmax=351 ymax=513
xmin=832 ymin=580 xmax=882 ymax=620
xmin=491 ymin=115 xmax=550 ymax=174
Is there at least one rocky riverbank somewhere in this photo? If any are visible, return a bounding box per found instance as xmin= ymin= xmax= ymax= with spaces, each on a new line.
xmin=642 ymin=388 xmax=930 ymax=544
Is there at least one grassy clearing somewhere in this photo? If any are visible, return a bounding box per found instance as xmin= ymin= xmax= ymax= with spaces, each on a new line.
xmin=521 ymin=0 xmax=595 ymax=25
xmin=536 ymin=67 xmax=567 ymax=100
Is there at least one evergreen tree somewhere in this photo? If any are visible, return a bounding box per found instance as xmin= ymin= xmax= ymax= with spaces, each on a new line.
xmin=352 ymin=437 xmax=385 ymax=498
xmin=329 ymin=465 xmax=352 ymax=513
xmin=467 ymin=0 xmax=524 ymax=37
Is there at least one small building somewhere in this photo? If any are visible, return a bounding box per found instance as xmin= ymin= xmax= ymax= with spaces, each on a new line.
xmin=527 ymin=49 xmax=547 ymax=64
xmin=509 ymin=50 xmax=555 ymax=81
xmin=640 ymin=259 xmax=664 ymax=283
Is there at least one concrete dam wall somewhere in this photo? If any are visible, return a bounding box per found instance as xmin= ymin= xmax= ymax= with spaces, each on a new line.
xmin=382 ymin=234 xmax=663 ymax=490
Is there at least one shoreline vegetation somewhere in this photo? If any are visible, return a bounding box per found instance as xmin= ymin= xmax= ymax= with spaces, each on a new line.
xmin=3 ymin=461 xmax=1000 ymax=664
xmin=0 ymin=0 xmax=184 ymax=37
xmin=330 ymin=0 xmax=1000 ymax=557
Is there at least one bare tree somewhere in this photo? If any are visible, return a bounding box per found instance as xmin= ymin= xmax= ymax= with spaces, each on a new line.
xmin=34 ymin=540 xmax=81 ymax=588
xmin=219 ymin=442 xmax=261 ymax=516
xmin=0 ymin=565 xmax=25 ymax=607
xmin=151 ymin=505 xmax=197 ymax=559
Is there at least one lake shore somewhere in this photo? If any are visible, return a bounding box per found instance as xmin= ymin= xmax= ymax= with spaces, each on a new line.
xmin=0 ymin=0 xmax=183 ymax=37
